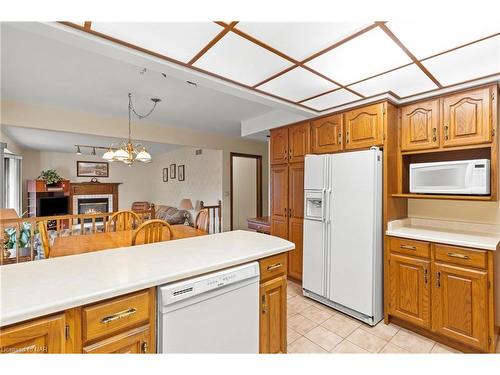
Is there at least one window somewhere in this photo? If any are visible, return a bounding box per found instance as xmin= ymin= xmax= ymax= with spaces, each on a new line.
xmin=2 ymin=147 xmax=23 ymax=215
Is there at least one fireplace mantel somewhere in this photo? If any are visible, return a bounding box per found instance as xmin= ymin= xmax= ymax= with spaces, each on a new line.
xmin=70 ymin=182 xmax=121 ymax=213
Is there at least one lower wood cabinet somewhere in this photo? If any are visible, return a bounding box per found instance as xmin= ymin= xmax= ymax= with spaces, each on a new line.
xmin=0 ymin=314 xmax=66 ymax=354
xmin=259 ymin=253 xmax=288 ymax=353
xmin=83 ymin=325 xmax=151 ymax=354
xmin=387 ymin=236 xmax=497 ymax=353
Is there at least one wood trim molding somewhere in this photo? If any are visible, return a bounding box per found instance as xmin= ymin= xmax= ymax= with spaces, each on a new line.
xmin=188 ymin=21 xmax=238 ymax=65
xmin=83 ymin=21 xmax=92 ymax=30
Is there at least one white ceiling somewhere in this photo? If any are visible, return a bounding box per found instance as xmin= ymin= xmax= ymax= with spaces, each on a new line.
xmin=56 ymin=21 xmax=500 ymax=112
xmin=2 ymin=125 xmax=180 ymax=155
xmin=0 ymin=24 xmax=274 ymax=138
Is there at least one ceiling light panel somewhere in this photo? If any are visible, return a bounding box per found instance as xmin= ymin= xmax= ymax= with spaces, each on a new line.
xmin=236 ymin=22 xmax=369 ymax=61
xmin=258 ymin=67 xmax=338 ymax=102
xmin=301 ymin=89 xmax=361 ymax=111
xmin=91 ymin=22 xmax=225 ymax=63
xmin=422 ymin=35 xmax=500 ymax=86
xmin=386 ymin=21 xmax=500 ymax=59
xmin=305 ymin=27 xmax=412 ymax=86
xmin=349 ymin=64 xmax=438 ymax=98
xmin=193 ymin=32 xmax=292 ymax=86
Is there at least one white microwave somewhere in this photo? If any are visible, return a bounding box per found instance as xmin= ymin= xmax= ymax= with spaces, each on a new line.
xmin=409 ymin=159 xmax=490 ymax=195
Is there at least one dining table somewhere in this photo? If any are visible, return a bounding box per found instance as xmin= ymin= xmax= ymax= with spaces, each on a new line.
xmin=50 ymin=224 xmax=208 ymax=258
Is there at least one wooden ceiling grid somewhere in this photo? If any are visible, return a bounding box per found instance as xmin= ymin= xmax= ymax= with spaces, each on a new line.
xmin=61 ymin=21 xmax=500 ymax=113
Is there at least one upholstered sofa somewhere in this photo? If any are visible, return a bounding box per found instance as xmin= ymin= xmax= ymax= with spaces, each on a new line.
xmin=154 ymin=205 xmax=192 ymax=225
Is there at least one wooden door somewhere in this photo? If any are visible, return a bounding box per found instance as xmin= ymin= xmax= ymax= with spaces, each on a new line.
xmin=288 ymin=162 xmax=304 ymax=280
xmin=311 ymin=114 xmax=343 ymax=153
xmin=260 ymin=275 xmax=287 ymax=353
xmin=0 ymin=314 xmax=66 ymax=354
xmin=388 ymin=253 xmax=431 ymax=328
xmin=400 ymin=99 xmax=440 ymax=151
xmin=270 ymin=127 xmax=289 ymax=165
xmin=432 ymin=262 xmax=488 ymax=351
xmin=270 ymin=164 xmax=288 ymax=239
xmin=289 ymin=122 xmax=310 ymax=163
xmin=442 ymin=87 xmax=492 ymax=147
xmin=83 ymin=326 xmax=151 ymax=354
xmin=344 ymin=103 xmax=384 ymax=150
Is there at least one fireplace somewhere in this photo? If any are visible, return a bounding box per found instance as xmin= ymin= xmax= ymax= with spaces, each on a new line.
xmin=77 ymin=197 xmax=109 ymax=222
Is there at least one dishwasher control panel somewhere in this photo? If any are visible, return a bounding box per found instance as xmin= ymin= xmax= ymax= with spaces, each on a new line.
xmin=159 ymin=262 xmax=260 ymax=306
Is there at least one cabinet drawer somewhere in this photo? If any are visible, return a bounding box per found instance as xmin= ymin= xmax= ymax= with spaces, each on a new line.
xmin=259 ymin=253 xmax=287 ymax=282
xmin=389 ymin=237 xmax=430 ymax=258
xmin=434 ymin=244 xmax=487 ymax=269
xmin=82 ymin=290 xmax=151 ymax=343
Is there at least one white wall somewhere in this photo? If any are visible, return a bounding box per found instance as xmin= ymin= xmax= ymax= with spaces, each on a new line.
xmin=232 ymin=156 xmax=257 ymax=230
xmin=22 ymin=150 xmax=152 ymax=210
xmin=149 ymin=147 xmax=223 ymax=212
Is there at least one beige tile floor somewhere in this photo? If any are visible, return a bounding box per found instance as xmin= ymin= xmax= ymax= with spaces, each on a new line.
xmin=286 ymin=280 xmax=491 ymax=354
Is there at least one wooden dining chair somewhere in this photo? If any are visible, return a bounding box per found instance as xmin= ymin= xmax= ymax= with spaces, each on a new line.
xmin=194 ymin=209 xmax=209 ymax=233
xmin=132 ymin=219 xmax=173 ymax=246
xmin=107 ymin=210 xmax=141 ymax=232
xmin=38 ymin=221 xmax=51 ymax=259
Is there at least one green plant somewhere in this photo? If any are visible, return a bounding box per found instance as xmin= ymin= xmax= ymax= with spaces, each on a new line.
xmin=38 ymin=169 xmax=63 ymax=185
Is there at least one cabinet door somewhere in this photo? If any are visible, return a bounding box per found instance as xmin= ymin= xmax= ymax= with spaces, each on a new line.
xmin=311 ymin=114 xmax=343 ymax=153
xmin=400 ymin=99 xmax=440 ymax=151
xmin=432 ymin=262 xmax=488 ymax=351
xmin=270 ymin=127 xmax=289 ymax=165
xmin=260 ymin=275 xmax=287 ymax=353
xmin=288 ymin=219 xmax=303 ymax=281
xmin=0 ymin=314 xmax=66 ymax=354
xmin=388 ymin=253 xmax=431 ymax=328
xmin=442 ymin=87 xmax=492 ymax=147
xmin=83 ymin=326 xmax=151 ymax=354
xmin=344 ymin=103 xmax=384 ymax=150
xmin=287 ymin=162 xmax=304 ymax=280
xmin=270 ymin=164 xmax=288 ymax=239
xmin=289 ymin=122 xmax=310 ymax=163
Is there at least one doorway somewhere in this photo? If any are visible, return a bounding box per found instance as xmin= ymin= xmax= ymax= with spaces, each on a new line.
xmin=230 ymin=153 xmax=262 ymax=231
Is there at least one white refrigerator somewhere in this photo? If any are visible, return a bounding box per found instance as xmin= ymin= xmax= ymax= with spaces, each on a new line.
xmin=302 ymin=147 xmax=383 ymax=326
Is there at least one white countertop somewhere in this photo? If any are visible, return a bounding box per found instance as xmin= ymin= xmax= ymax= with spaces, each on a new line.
xmin=386 ymin=218 xmax=500 ymax=251
xmin=0 ymin=230 xmax=294 ymax=327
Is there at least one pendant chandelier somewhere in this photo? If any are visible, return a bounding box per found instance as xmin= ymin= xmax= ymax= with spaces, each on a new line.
xmin=103 ymin=93 xmax=161 ymax=165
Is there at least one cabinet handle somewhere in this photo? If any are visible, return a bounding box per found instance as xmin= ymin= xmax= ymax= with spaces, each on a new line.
xmin=432 ymin=128 xmax=437 ymax=142
xmin=267 ymin=263 xmax=283 ymax=271
xmin=338 ymin=132 xmax=342 ymax=145
xmin=100 ymin=308 xmax=137 ymax=324
xmin=400 ymin=244 xmax=417 ymax=250
xmin=447 ymin=252 xmax=470 ymax=260
xmin=346 ymin=131 xmax=350 ymax=143
xmin=423 ymin=268 xmax=428 ymax=284
xmin=444 ymin=125 xmax=449 ymax=140
xmin=289 ymin=149 xmax=292 ymax=160
xmin=261 ymin=295 xmax=267 ymax=314
xmin=436 ymin=271 xmax=441 ymax=288
xmin=289 ymin=208 xmax=292 ymax=218
xmin=141 ymin=341 xmax=148 ymax=354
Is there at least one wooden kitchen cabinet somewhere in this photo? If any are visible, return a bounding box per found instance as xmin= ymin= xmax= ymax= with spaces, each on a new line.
xmin=311 ymin=114 xmax=343 ymax=153
xmin=289 ymin=122 xmax=310 ymax=163
xmin=270 ymin=164 xmax=288 ymax=239
xmin=442 ymin=86 xmax=493 ymax=148
xmin=344 ymin=103 xmax=384 ymax=150
xmin=0 ymin=314 xmax=66 ymax=354
xmin=388 ymin=253 xmax=431 ymax=328
xmin=270 ymin=127 xmax=289 ymax=164
xmin=259 ymin=275 xmax=287 ymax=354
xmin=431 ymin=262 xmax=489 ymax=351
xmin=288 ymin=162 xmax=304 ymax=280
xmin=83 ymin=325 xmax=151 ymax=354
xmin=400 ymin=99 xmax=440 ymax=151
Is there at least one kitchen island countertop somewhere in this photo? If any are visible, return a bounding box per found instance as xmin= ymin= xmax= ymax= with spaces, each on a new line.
xmin=0 ymin=230 xmax=294 ymax=327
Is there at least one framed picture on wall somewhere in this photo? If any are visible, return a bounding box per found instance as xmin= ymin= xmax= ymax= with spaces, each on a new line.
xmin=77 ymin=161 xmax=109 ymax=177
xmin=162 ymin=168 xmax=168 ymax=182
xmin=178 ymin=165 xmax=185 ymax=181
xmin=170 ymin=164 xmax=176 ymax=179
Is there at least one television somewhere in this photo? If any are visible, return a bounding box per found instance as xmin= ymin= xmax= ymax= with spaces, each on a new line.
xmin=37 ymin=196 xmax=69 ymax=217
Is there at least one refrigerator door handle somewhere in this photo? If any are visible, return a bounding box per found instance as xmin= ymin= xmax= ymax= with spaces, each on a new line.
xmin=321 ymin=188 xmax=326 ymax=222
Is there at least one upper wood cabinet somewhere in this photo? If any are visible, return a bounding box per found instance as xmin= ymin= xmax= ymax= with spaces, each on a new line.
xmin=270 ymin=127 xmax=289 ymax=164
xmin=289 ymin=122 xmax=311 ymax=163
xmin=400 ymin=99 xmax=440 ymax=151
xmin=442 ymin=87 xmax=493 ymax=148
xmin=311 ymin=114 xmax=343 ymax=154
xmin=259 ymin=275 xmax=287 ymax=353
xmin=432 ymin=262 xmax=489 ymax=351
xmin=388 ymin=253 xmax=431 ymax=329
xmin=0 ymin=314 xmax=66 ymax=354
xmin=344 ymin=103 xmax=384 ymax=150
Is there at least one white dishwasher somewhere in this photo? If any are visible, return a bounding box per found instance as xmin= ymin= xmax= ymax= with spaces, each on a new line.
xmin=157 ymin=262 xmax=260 ymax=353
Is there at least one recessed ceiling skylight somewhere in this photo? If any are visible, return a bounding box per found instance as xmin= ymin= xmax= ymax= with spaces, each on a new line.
xmin=301 ymin=89 xmax=362 ymax=111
